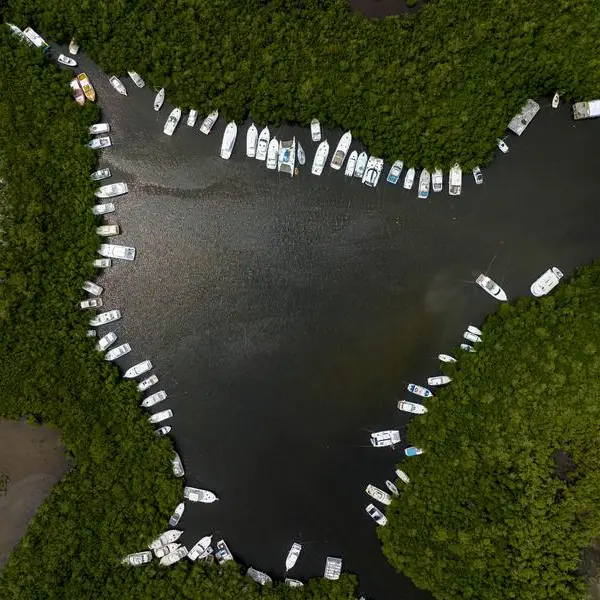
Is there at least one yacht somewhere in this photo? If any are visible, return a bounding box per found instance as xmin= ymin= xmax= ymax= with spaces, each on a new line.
xmin=147 ymin=409 xmax=173 ymax=424
xmin=183 ymin=487 xmax=218 ymax=503
xmin=124 ymin=360 xmax=152 ymax=379
xmin=354 ymin=151 xmax=368 ymax=179
xmin=200 ymin=110 xmax=219 ymax=134
xmin=432 ymin=169 xmax=443 ymax=192
xmin=285 ymin=542 xmax=302 ymax=571
xmin=311 ymin=140 xmax=330 ymax=175
xmin=109 ymin=76 xmax=127 ymax=96
xmin=122 ymin=551 xmax=152 ymax=566
xmin=255 ymin=126 xmax=270 ymax=161
xmin=159 ymin=546 xmax=188 ymax=566
xmin=168 ymin=503 xmax=185 ymax=527
xmin=187 ymin=109 xmax=198 ymax=127
xmin=163 ymin=108 xmax=182 ymax=136
xmin=531 ymin=267 xmax=563 ymax=297
xmin=370 ymin=430 xmax=400 ymax=447
xmin=330 ymin=131 xmax=352 ymax=170
xmin=310 ymin=118 xmax=321 ymax=142
xmin=57 ymin=54 xmax=76 ymax=67
xmin=148 ymin=529 xmax=183 ymax=550
xmin=407 ymin=383 xmax=433 ymax=398
xmin=77 ymin=73 xmax=95 ymax=102
xmin=127 ymin=71 xmax=145 ymax=88
xmin=95 ymin=182 xmax=128 ymax=198
xmin=141 ymin=390 xmax=167 ymax=408
xmin=153 ymin=88 xmax=165 ymax=111
xmin=296 ymin=141 xmax=306 ymax=165
xmin=266 ymin=138 xmax=279 ymax=170
xmin=403 ymin=167 xmax=415 ymax=190
xmin=438 ymin=353 xmax=456 ymax=363
xmin=448 ymin=164 xmax=462 ymax=195
xmin=172 ymin=452 xmax=184 ymax=478
xmin=386 ymin=160 xmax=403 ymax=184
xmin=278 ymin=138 xmax=296 ymax=176
xmin=365 ymin=484 xmax=392 ymax=506
xmin=246 ymin=123 xmax=258 ymax=158
xmin=476 ymin=273 xmax=508 ymax=301
xmin=344 ymin=150 xmax=358 ymax=177
xmin=220 ymin=122 xmax=237 ymax=159
xmin=188 ymin=536 xmax=213 ymax=561
xmin=91 ymin=168 xmax=111 ymax=181
xmin=418 ymin=169 xmax=430 ymax=199
xmin=362 ymin=157 xmax=384 ymax=187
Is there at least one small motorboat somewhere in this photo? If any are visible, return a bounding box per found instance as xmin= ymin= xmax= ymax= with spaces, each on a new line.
xmin=310 ymin=118 xmax=321 ymax=142
xmin=386 ymin=160 xmax=403 ymax=184
xmin=122 ymin=551 xmax=152 ymax=566
xmin=172 ymin=452 xmax=184 ymax=478
xmin=473 ymin=165 xmax=483 ymax=184
xmin=370 ymin=430 xmax=400 ymax=447
xmin=464 ymin=331 xmax=482 ymax=343
xmin=90 ymin=168 xmax=111 ymax=181
xmin=418 ymin=169 xmax=430 ymax=199
xmin=396 ymin=469 xmax=410 ymax=484
xmin=77 ymin=72 xmax=95 ymax=102
xmin=531 ymin=267 xmax=564 ymax=297
xmin=155 ymin=425 xmax=171 ymax=436
xmin=159 ymin=546 xmax=188 ymax=566
xmin=149 ymin=529 xmax=183 ymax=550
xmin=344 ymin=150 xmax=358 ymax=177
xmin=141 ymin=390 xmax=167 ymax=408
xmin=354 ymin=151 xmax=368 ymax=179
xmin=57 ymin=54 xmax=76 ymax=67
xmin=138 ymin=374 xmax=159 ymax=392
xmin=297 ymin=141 xmax=306 ymax=165
xmin=403 ymin=167 xmax=415 ymax=190
xmin=247 ymin=567 xmax=272 ymax=586
xmin=188 ymin=536 xmax=213 ymax=561
xmin=255 ymin=126 xmax=270 ymax=161
xmin=552 ymin=92 xmax=560 ymax=109
xmin=246 ymin=123 xmax=258 ymax=158
xmin=86 ymin=136 xmax=111 ymax=149
xmin=330 ymin=131 xmax=352 ymax=170
xmin=147 ymin=409 xmax=173 ymax=424
xmin=385 ymin=480 xmax=399 ymax=496
xmin=163 ymin=108 xmax=182 ymax=136
xmin=70 ymin=78 xmax=85 ymax=106
xmin=311 ymin=140 xmax=330 ymax=175
xmin=467 ymin=325 xmax=482 ymax=336
xmin=187 ymin=109 xmax=198 ymax=127
xmin=497 ymin=138 xmax=509 ymax=153
xmin=200 ymin=110 xmax=219 ymax=134
xmin=168 ymin=503 xmax=185 ymax=527
xmin=365 ymin=503 xmax=387 ymax=526
xmin=89 ymin=122 xmax=110 ymax=134
xmin=220 ymin=122 xmax=238 ymax=159
xmin=109 ymin=76 xmax=127 ymax=96
xmin=285 ymin=578 xmax=304 ymax=587
xmin=127 ymin=71 xmax=145 ymax=88
xmin=404 ymin=447 xmax=423 ymax=457
xmin=461 ymin=343 xmax=476 ymax=353
xmin=266 ymin=138 xmax=279 ymax=170
xmin=438 ymin=353 xmax=456 ymax=363
xmin=183 ymin=486 xmax=218 ymax=503
xmin=427 ymin=375 xmax=452 ymax=386
xmin=432 ymin=169 xmax=443 ymax=192
xmin=69 ymin=39 xmax=79 ymax=55
xmin=94 ymin=182 xmax=128 ymax=198
xmin=365 ymin=484 xmax=392 ymax=506
xmin=476 ymin=273 xmax=508 ymax=301
xmin=448 ymin=164 xmax=462 ymax=195
xmin=96 ymin=225 xmax=119 ymax=237
xmin=397 ymin=400 xmax=427 ymax=414
xmin=124 ymin=360 xmax=152 ymax=379
xmin=154 ymin=88 xmax=165 ymax=111
xmin=105 ymin=343 xmax=131 ymax=362
xmin=407 ymin=383 xmax=433 ymax=398
xmin=285 ymin=542 xmax=302 ymax=571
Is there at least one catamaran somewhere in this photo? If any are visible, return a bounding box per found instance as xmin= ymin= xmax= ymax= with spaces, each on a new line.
xmin=200 ymin=110 xmax=219 ymax=134
xmin=310 ymin=118 xmax=321 ymax=142
xmin=57 ymin=54 xmax=76 ymax=67
xmin=266 ymin=138 xmax=279 ymax=170
xmin=278 ymin=138 xmax=296 ymax=176
xmin=70 ymin=78 xmax=85 ymax=106
xmin=418 ymin=169 xmax=430 ymax=199
xmin=354 ymin=151 xmax=368 ymax=179
xmin=432 ymin=169 xmax=443 ymax=192
xmin=311 ymin=140 xmax=330 ymax=175
xmin=403 ymin=167 xmax=415 ymax=190
xmin=141 ymin=390 xmax=167 ymax=408
xmin=448 ymin=164 xmax=462 ymax=196
xmin=153 ymin=88 xmax=165 ymax=111
xmin=344 ymin=150 xmax=358 ymax=176
xmin=127 ymin=71 xmax=145 ymax=88
xmin=370 ymin=430 xmax=400 ymax=447
xmin=362 ymin=157 xmax=384 ymax=187
xmin=163 ymin=108 xmax=182 ymax=136
xmin=297 ymin=141 xmax=306 ymax=165
xmin=255 ymin=126 xmax=270 ymax=161
xmin=77 ymin=73 xmax=95 ymax=102
xmin=246 ymin=123 xmax=258 ymax=158
xmin=386 ymin=160 xmax=403 ymax=184
xmin=109 ymin=76 xmax=127 ymax=96
xmin=407 ymin=383 xmax=433 ymax=398
xmin=330 ymin=131 xmax=351 ymax=170
xmin=476 ymin=273 xmax=508 ymax=301
xmin=220 ymin=122 xmax=237 ymax=159
xmin=285 ymin=542 xmax=302 ymax=571
xmin=168 ymin=503 xmax=185 ymax=527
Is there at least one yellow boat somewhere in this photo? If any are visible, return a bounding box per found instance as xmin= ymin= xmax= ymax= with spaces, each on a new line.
xmin=77 ymin=72 xmax=95 ymax=102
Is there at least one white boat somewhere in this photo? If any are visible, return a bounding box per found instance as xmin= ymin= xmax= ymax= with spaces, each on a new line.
xmin=200 ymin=110 xmax=219 ymax=134
xmin=172 ymin=452 xmax=184 ymax=478
xmin=80 ymin=298 xmax=102 ymax=309
xmin=461 ymin=343 xmax=476 ymax=353
xmin=362 ymin=157 xmax=384 ymax=187
xmin=215 ymin=539 xmax=234 ymax=564
xmin=278 ymin=138 xmax=296 ymax=176
xmin=95 ymin=182 xmax=128 ymax=198
xmin=127 ymin=71 xmax=145 ymax=88
xmin=497 ymin=138 xmax=509 ymax=153
xmin=187 ymin=109 xmax=198 ymax=127
xmin=246 ymin=123 xmax=258 ymax=158
xmin=86 ymin=136 xmax=111 ymax=149
xmin=385 ymin=480 xmax=399 ymax=496
xmin=247 ymin=567 xmax=272 ymax=586
xmin=159 ymin=546 xmax=188 ymax=566
xmin=476 ymin=273 xmax=508 ymax=301
xmin=69 ymin=39 xmax=79 ymax=55
xmin=255 ymin=127 xmax=270 ymax=161
xmin=324 ymin=557 xmax=342 ymax=581
xmin=285 ymin=543 xmax=302 ymax=571
xmin=297 ymin=142 xmax=306 ymax=166
xmin=98 ymin=244 xmax=135 ymax=261
xmin=154 ymin=88 xmax=165 ymax=111
xmin=92 ymin=203 xmax=115 ymax=216
xmin=183 ymin=486 xmax=218 ymax=503
xmin=354 ymin=152 xmax=368 ymax=178
xmin=344 ymin=150 xmax=358 ymax=177
xmin=449 ymin=164 xmax=462 ymax=195
xmin=397 ymin=400 xmax=427 ymax=414
xmin=155 ymin=426 xmax=171 ymax=436
xmin=91 ymin=168 xmax=111 ymax=181
xmin=57 ymin=54 xmax=76 ymax=67
xmin=330 ymin=131 xmax=351 ymax=170
xmin=386 ymin=160 xmax=403 ymax=184
xmin=124 ymin=360 xmax=152 ymax=379
xmin=473 ymin=165 xmax=483 ymax=184
xmin=310 ymin=118 xmax=321 ymax=142
xmin=83 ymin=280 xmax=103 ymax=296
xmin=109 ymin=76 xmax=127 ymax=96
xmin=148 ymin=409 xmax=173 ymax=424
xmin=531 ymin=267 xmax=564 ymax=297
xmin=188 ymin=536 xmax=213 ymax=561
xmin=122 ymin=551 xmax=152 ymax=566
xmin=168 ymin=503 xmax=185 ymax=527
xmin=93 ymin=258 xmax=111 ymax=268
xmin=418 ymin=169 xmax=430 ymax=199
xmin=90 ymin=123 xmax=110 ymax=135
xmin=138 ymin=374 xmax=159 ymax=392
xmin=438 ymin=353 xmax=456 ymax=363
xmin=365 ymin=484 xmax=391 ymax=506
xmin=164 ymin=108 xmax=182 ymax=136
xmin=141 ymin=390 xmax=167 ymax=408
xmin=285 ymin=578 xmax=304 ymax=587
xmin=149 ymin=529 xmax=183 ymax=550
xmin=154 ymin=543 xmax=180 ymax=559
xmin=467 ymin=325 xmax=482 ymax=336
xmin=507 ymin=99 xmax=539 ymax=136
xmin=427 ymin=375 xmax=452 ymax=386
xmin=365 ymin=504 xmax=387 ymax=526
xmin=370 ymin=430 xmax=400 ymax=447
xmin=105 ymin=343 xmax=131 ymax=361
xmin=463 ymin=330 xmax=482 ymax=343
xmin=266 ymin=138 xmax=279 ymax=170
xmin=552 ymin=92 xmax=560 ymax=109
xmin=70 ymin=78 xmax=85 ymax=106
xmin=432 ymin=169 xmax=443 ymax=192
xmin=220 ymin=122 xmax=237 ymax=159
xmin=396 ymin=469 xmax=410 ymax=484
xmin=407 ymin=383 xmax=433 ymax=398
xmin=311 ymin=140 xmax=330 ymax=175
xmin=96 ymin=225 xmax=119 ymax=237
xmin=96 ymin=332 xmax=116 ymax=352
xmin=403 ymin=167 xmax=415 ymax=190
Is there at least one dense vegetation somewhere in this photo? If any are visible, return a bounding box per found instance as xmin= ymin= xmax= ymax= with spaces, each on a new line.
xmin=381 ymin=263 xmax=600 ymax=600
xmin=0 ymin=33 xmax=358 ymax=600
xmin=2 ymin=0 xmax=600 ymax=168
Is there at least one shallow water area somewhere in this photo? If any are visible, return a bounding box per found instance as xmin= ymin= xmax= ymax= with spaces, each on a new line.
xmin=68 ymin=47 xmax=600 ymax=600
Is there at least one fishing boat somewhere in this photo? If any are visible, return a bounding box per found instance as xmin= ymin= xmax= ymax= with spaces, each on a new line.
xmin=215 ymin=539 xmax=234 ymax=564
xmin=330 ymin=131 xmax=352 ymax=170
xmin=159 ymin=546 xmax=188 ymax=566
xmin=344 ymin=150 xmax=358 ymax=177
xmin=246 ymin=123 xmax=258 ymax=158
xmin=86 ymin=136 xmax=112 ymax=149
xmin=285 ymin=579 xmax=304 ymax=587
xmin=407 ymin=383 xmax=433 ymax=398
xmin=497 ymin=138 xmax=509 ymax=153
xmin=278 ymin=138 xmax=296 ymax=176
xmin=362 ymin=157 xmax=384 ymax=187
xmin=200 ymin=110 xmax=219 ymax=134
xmin=168 ymin=503 xmax=185 ymax=527
xmin=147 ymin=409 xmax=173 ymax=424
xmin=461 ymin=343 xmax=476 ymax=353
xmin=531 ymin=267 xmax=564 ymax=297
xmin=171 ymin=452 xmax=184 ymax=478
xmin=354 ymin=152 xmax=368 ymax=179
xmin=365 ymin=484 xmax=392 ymax=506
xmin=397 ymin=400 xmax=427 ymax=414
xmin=141 ymin=390 xmax=167 ymax=408
xmin=153 ymin=88 xmax=165 ymax=111
xmin=247 ymin=567 xmax=272 ymax=586
xmin=385 ymin=480 xmax=399 ymax=496
xmin=57 ymin=54 xmax=77 ymax=67
xmin=95 ymin=332 xmax=116 ymax=352
xmin=183 ymin=486 xmax=219 ymax=503
xmin=149 ymin=529 xmax=183 ymax=550
xmin=311 ymin=140 xmax=330 ymax=176
xmin=476 ymin=273 xmax=508 ymax=301
xmin=427 ymin=375 xmax=452 ymax=386
xmin=155 ymin=426 xmax=171 ymax=436
xmin=163 ymin=108 xmax=182 ymax=136
xmin=220 ymin=122 xmax=237 ymax=159
xmin=69 ymin=39 xmax=79 ymax=55
xmin=296 ymin=141 xmax=306 ymax=166
xmin=285 ymin=542 xmax=302 ymax=571
xmin=70 ymin=78 xmax=85 ymax=106
xmin=187 ymin=109 xmax=198 ymax=127
xmin=109 ymin=76 xmax=127 ymax=96
xmin=77 ymin=73 xmax=95 ymax=102
xmin=124 ymin=360 xmax=152 ymax=379
xmin=403 ymin=167 xmax=415 ymax=190
xmin=95 ymin=182 xmax=128 ymax=198
xmin=324 ymin=557 xmax=343 ymax=581
xmin=104 ymin=343 xmax=131 ymax=362
xmin=138 ymin=374 xmax=159 ymax=392
xmin=432 ymin=169 xmax=443 ymax=192
xmin=91 ymin=168 xmax=111 ymax=181
xmin=370 ymin=430 xmax=400 ymax=447
xmin=438 ymin=353 xmax=456 ymax=363
xmin=266 ymin=138 xmax=279 ymax=170
xmin=552 ymin=92 xmax=560 ymax=109
xmin=89 ymin=122 xmax=110 ymax=134
xmin=365 ymin=504 xmax=387 ymax=526
xmin=127 ymin=71 xmax=145 ymax=88
xmin=396 ymin=469 xmax=410 ymax=484
xmin=122 ymin=551 xmax=152 ymax=566
xmin=449 ymin=164 xmax=462 ymax=195
xmin=255 ymin=126 xmax=270 ymax=161
xmin=418 ymin=169 xmax=430 ymax=199
xmin=154 ymin=543 xmax=180 ymax=559
xmin=467 ymin=325 xmax=482 ymax=336
xmin=310 ymin=118 xmax=321 ymax=142
xmin=188 ymin=536 xmax=213 ymax=561
xmin=386 ymin=160 xmax=403 ymax=184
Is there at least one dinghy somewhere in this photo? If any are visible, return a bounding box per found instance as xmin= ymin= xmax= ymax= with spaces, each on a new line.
xmin=285 ymin=543 xmax=302 ymax=571
xmin=266 ymin=138 xmax=279 ymax=170
xmin=552 ymin=92 xmax=560 ymax=109
xmin=255 ymin=126 xmax=270 ymax=161
xmin=476 ymin=273 xmax=508 ymax=301
xmin=370 ymin=430 xmax=400 ymax=447
xmin=69 ymin=39 xmax=79 ymax=55
xmin=386 ymin=160 xmax=403 ymax=184
xmin=438 ymin=353 xmax=456 ymax=363
xmin=168 ymin=503 xmax=185 ymax=527
xmin=344 ymin=150 xmax=358 ymax=177
xmin=77 ymin=73 xmax=95 ymax=102
xmin=57 ymin=54 xmax=76 ymax=67
xmin=432 ymin=169 xmax=443 ymax=192
xmin=311 ymin=140 xmax=330 ymax=175
xmin=418 ymin=169 xmax=430 ymax=199
xmin=70 ymin=79 xmax=85 ymax=106
xmin=278 ymin=138 xmax=296 ymax=176
xmin=448 ymin=164 xmax=462 ymax=196
xmin=246 ymin=123 xmax=258 ymax=158
xmin=153 ymin=88 xmax=165 ymax=111
xmin=354 ymin=151 xmax=368 ymax=178
xmin=407 ymin=383 xmax=433 ymax=398
xmin=200 ymin=110 xmax=219 ymax=134
xmin=220 ymin=122 xmax=237 ymax=159
xmin=163 ymin=108 xmax=182 ymax=136
xmin=296 ymin=141 xmax=306 ymax=165
xmin=127 ymin=71 xmax=145 ymax=88
xmin=310 ymin=118 xmax=321 ymax=142
xmin=330 ymin=131 xmax=351 ymax=170
xmin=403 ymin=167 xmax=415 ymax=190
xmin=187 ymin=109 xmax=198 ymax=127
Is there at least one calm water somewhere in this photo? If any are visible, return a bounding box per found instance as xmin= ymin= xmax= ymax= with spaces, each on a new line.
xmin=71 ymin=49 xmax=600 ymax=600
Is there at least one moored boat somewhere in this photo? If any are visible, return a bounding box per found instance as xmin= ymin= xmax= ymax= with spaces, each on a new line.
xmin=89 ymin=122 xmax=110 ymax=134
xmin=149 ymin=529 xmax=183 ymax=550
xmin=124 ymin=360 xmax=152 ymax=379
xmin=438 ymin=353 xmax=456 ymax=363
xmin=365 ymin=484 xmax=392 ymax=506
xmin=330 ymin=131 xmax=352 ymax=170
xmin=163 ymin=108 xmax=182 ymax=136
xmin=432 ymin=169 xmax=443 ymax=192
xmin=168 ymin=503 xmax=185 ymax=527
xmin=266 ymin=138 xmax=279 ymax=170
xmin=467 ymin=325 xmax=482 ymax=336
xmin=427 ymin=375 xmax=452 ymax=386
xmin=247 ymin=567 xmax=272 ymax=586
xmin=200 ymin=110 xmax=219 ymax=134
xmin=255 ymin=126 xmax=270 ymax=161
xmin=91 ymin=203 xmax=114 ymax=215
xmin=285 ymin=542 xmax=302 ymax=571
xmin=448 ymin=164 xmax=462 ymax=195
xmin=386 ymin=160 xmax=403 ymax=184
xmin=148 ymin=409 xmax=173 ymax=424
xmin=159 ymin=546 xmax=188 ymax=566
xmin=91 ymin=168 xmax=111 ymax=181
xmin=141 ymin=390 xmax=167 ymax=408
xmin=552 ymin=92 xmax=560 ymax=109
xmin=476 ymin=273 xmax=508 ymax=301
xmin=138 ymin=374 xmax=159 ymax=392
xmin=354 ymin=151 xmax=368 ymax=179
xmin=497 ymin=138 xmax=509 ymax=153
xmin=183 ymin=486 xmax=218 ymax=503
xmin=220 ymin=122 xmax=237 ymax=159
xmin=405 ymin=446 xmax=424 ymax=457
xmin=127 ymin=71 xmax=145 ymax=88
xmin=473 ymin=165 xmax=483 ymax=184
xmin=310 ymin=118 xmax=321 ymax=142
xmin=531 ymin=267 xmax=564 ymax=297
xmin=122 ymin=551 xmax=152 ymax=566
xmin=370 ymin=430 xmax=400 ymax=447
xmin=403 ymin=167 xmax=415 ymax=190
xmin=187 ymin=109 xmax=198 ymax=127
xmin=77 ymin=73 xmax=95 ymax=102
xmin=95 ymin=182 xmax=128 ymax=198
xmin=418 ymin=169 xmax=430 ymax=199
xmin=246 ymin=123 xmax=258 ymax=158
xmin=463 ymin=330 xmax=482 ymax=343
xmin=407 ymin=383 xmax=433 ymax=398
xmin=154 ymin=543 xmax=180 ymax=559
xmin=57 ymin=54 xmax=77 ymax=67
xmin=69 ymin=39 xmax=79 ymax=55
xmin=396 ymin=469 xmax=410 ymax=484
xmin=215 ymin=539 xmax=234 ymax=564
xmin=278 ymin=138 xmax=296 ymax=176
xmin=365 ymin=503 xmax=387 ymax=526
xmin=344 ymin=150 xmax=358 ymax=177
xmin=296 ymin=141 xmax=306 ymax=166
xmin=154 ymin=88 xmax=165 ymax=111
xmin=109 ymin=76 xmax=127 ymax=96
xmin=311 ymin=140 xmax=330 ymax=176
xmin=461 ymin=343 xmax=476 ymax=353
xmin=172 ymin=452 xmax=184 ymax=478
xmin=70 ymin=78 xmax=85 ymax=106
xmin=285 ymin=578 xmax=304 ymax=587
xmin=362 ymin=157 xmax=384 ymax=187
xmin=155 ymin=425 xmax=171 ymax=436
xmin=397 ymin=400 xmax=427 ymax=414
xmin=385 ymin=479 xmax=399 ymax=496
xmin=188 ymin=536 xmax=213 ymax=561
xmin=104 ymin=343 xmax=131 ymax=362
